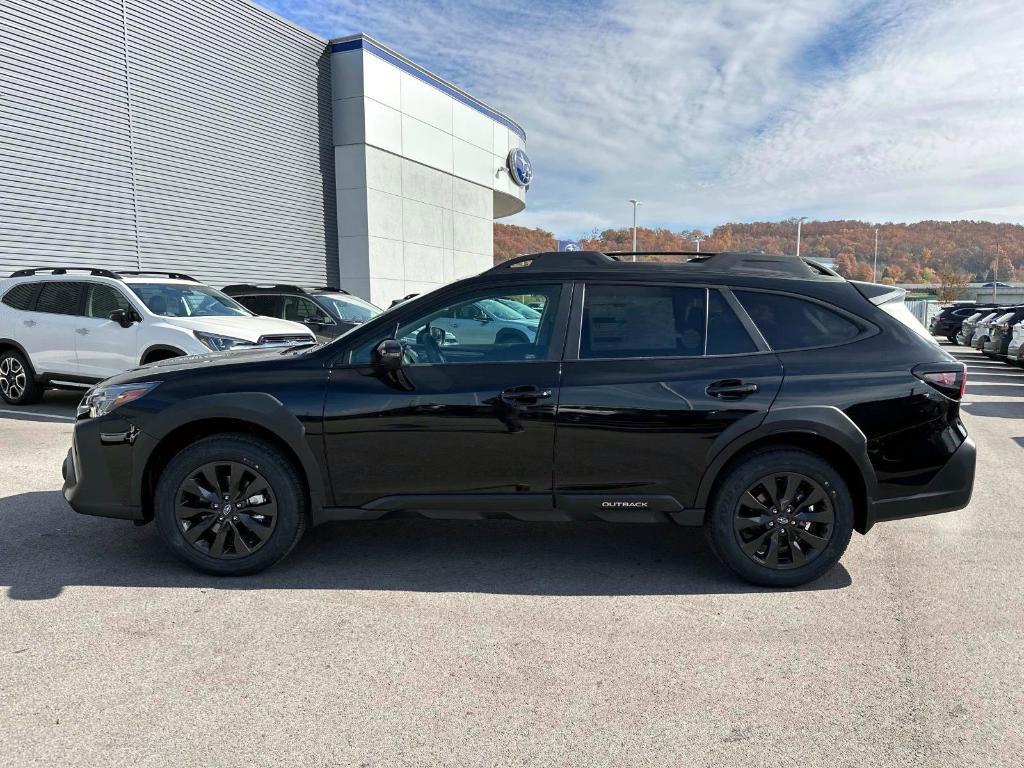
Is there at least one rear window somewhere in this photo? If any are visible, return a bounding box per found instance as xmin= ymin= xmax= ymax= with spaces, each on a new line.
xmin=35 ymin=281 xmax=84 ymax=315
xmin=735 ymin=291 xmax=860 ymax=350
xmin=581 ymin=284 xmax=705 ymax=358
xmin=1 ymin=283 xmax=38 ymax=311
xmin=235 ymin=294 xmax=280 ymax=316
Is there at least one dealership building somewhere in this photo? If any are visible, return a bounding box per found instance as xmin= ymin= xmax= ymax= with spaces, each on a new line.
xmin=0 ymin=0 xmax=529 ymax=307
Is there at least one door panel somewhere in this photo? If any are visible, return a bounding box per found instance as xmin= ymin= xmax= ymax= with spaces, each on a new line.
xmin=19 ymin=282 xmax=85 ymax=376
xmin=555 ymin=355 xmax=783 ymax=506
xmin=324 ymin=361 xmax=560 ymax=506
xmin=323 ymin=282 xmax=570 ymax=507
xmin=75 ymin=283 xmax=139 ymax=378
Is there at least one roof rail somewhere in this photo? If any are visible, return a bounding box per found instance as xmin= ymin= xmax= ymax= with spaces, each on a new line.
xmin=223 ymin=283 xmax=308 ymax=293
xmin=115 ymin=270 xmax=199 ymax=282
xmin=488 ymin=250 xmax=821 ymax=278
xmin=9 ymin=267 xmax=123 ymax=280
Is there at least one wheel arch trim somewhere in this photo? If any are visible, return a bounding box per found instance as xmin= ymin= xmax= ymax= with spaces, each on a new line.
xmin=137 ymin=393 xmax=326 ymax=521
xmin=696 ymin=405 xmax=879 ymax=533
xmin=140 ymin=345 xmax=186 ymax=364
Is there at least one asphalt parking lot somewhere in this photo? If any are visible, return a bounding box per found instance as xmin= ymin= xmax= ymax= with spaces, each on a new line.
xmin=1 ymin=342 xmax=1022 ymax=767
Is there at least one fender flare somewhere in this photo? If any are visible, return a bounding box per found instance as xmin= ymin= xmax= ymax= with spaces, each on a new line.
xmin=694 ymin=405 xmax=879 ymax=510
xmin=138 ymin=392 xmax=327 ymax=518
xmin=140 ymin=345 xmax=186 ymax=364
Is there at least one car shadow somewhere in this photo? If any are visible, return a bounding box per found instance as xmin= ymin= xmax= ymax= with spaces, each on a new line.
xmin=0 ymin=490 xmax=851 ymax=600
xmin=0 ymin=390 xmax=79 ymax=423
xmin=961 ymin=400 xmax=1024 ymax=419
xmin=964 ymin=384 xmax=1024 ymax=397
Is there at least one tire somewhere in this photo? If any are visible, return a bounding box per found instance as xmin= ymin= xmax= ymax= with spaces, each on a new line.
xmin=154 ymin=434 xmax=307 ymax=575
xmin=496 ymin=329 xmax=529 ymax=345
xmin=946 ymin=335 xmax=957 ymax=345
xmin=704 ymin=448 xmax=854 ymax=588
xmin=0 ymin=348 xmax=43 ymax=406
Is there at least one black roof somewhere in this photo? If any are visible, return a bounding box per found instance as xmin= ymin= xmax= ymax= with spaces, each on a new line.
xmin=486 ymin=250 xmax=837 ymax=279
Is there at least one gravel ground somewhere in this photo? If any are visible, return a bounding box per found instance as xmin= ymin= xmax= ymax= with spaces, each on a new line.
xmin=0 ymin=343 xmax=1021 ymax=767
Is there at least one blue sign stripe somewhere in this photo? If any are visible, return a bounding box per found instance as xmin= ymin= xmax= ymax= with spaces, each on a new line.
xmin=330 ymin=37 xmax=526 ymax=142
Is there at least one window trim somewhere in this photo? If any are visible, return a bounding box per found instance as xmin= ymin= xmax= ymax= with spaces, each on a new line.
xmin=566 ymin=281 xmax=768 ymax=362
xmin=330 ymin=281 xmax=571 ymax=368
xmin=731 ymin=286 xmax=879 ymax=353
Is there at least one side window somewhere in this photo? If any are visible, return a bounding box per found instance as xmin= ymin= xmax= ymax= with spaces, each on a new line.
xmin=352 ymin=285 xmax=562 ymax=365
xmin=735 ymin=290 xmax=861 ymax=350
xmin=281 ymin=296 xmax=324 ymax=323
xmin=236 ymin=294 xmax=280 ymax=317
xmin=581 ymin=284 xmax=705 ymax=359
xmin=35 ymin=282 xmax=84 ymax=316
xmin=707 ymin=290 xmax=757 ymax=355
xmin=1 ymin=283 xmax=39 ymax=311
xmin=86 ymin=284 xmax=132 ymax=319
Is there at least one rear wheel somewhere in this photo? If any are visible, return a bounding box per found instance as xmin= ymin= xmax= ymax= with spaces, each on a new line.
xmin=946 ymin=334 xmax=957 ymax=345
xmin=0 ymin=349 xmax=43 ymax=406
xmin=705 ymin=448 xmax=854 ymax=587
xmin=496 ymin=329 xmax=529 ymax=345
xmin=154 ymin=435 xmax=306 ymax=575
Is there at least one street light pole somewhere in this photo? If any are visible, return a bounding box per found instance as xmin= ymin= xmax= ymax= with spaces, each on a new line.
xmin=629 ymin=199 xmax=641 ymax=261
xmin=693 ymin=234 xmax=704 ymax=252
xmin=873 ymin=227 xmax=879 ymax=283
xmin=796 ymin=216 xmax=808 ymax=258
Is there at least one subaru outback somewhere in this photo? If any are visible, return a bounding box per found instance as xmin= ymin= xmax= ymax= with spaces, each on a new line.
xmin=62 ymin=251 xmax=975 ymax=587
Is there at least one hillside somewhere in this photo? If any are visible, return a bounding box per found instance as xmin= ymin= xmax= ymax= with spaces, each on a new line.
xmin=495 ymin=220 xmax=1024 ymax=282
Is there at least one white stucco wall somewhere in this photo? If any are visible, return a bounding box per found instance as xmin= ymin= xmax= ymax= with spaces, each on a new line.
xmin=330 ymin=34 xmax=527 ymax=308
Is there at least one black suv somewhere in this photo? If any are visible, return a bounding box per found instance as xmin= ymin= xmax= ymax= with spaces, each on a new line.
xmin=929 ymin=302 xmax=996 ymax=344
xmin=63 ymin=251 xmax=975 ymax=587
xmin=222 ymin=284 xmax=382 ymax=342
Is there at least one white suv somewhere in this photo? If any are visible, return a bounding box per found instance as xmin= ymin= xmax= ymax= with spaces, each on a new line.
xmin=0 ymin=268 xmax=315 ymax=405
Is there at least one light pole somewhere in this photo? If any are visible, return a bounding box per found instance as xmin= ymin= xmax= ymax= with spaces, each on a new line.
xmin=693 ymin=234 xmax=705 ymax=252
xmin=629 ymin=199 xmax=641 ymax=261
xmin=873 ymin=226 xmax=879 ymax=282
xmin=795 ymin=216 xmax=808 ymax=258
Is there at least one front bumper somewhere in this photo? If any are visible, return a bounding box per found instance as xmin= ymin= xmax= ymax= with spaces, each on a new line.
xmin=868 ymin=436 xmax=976 ymax=528
xmin=1007 ymin=338 xmax=1024 ymax=360
xmin=63 ymin=414 xmax=154 ymax=521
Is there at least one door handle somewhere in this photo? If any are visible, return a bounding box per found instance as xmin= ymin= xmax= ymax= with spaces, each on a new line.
xmin=23 ymin=320 xmax=36 ymax=328
xmin=706 ymin=379 xmax=759 ymax=399
xmin=75 ymin=328 xmax=90 ymax=336
xmin=499 ymin=385 xmax=553 ymax=404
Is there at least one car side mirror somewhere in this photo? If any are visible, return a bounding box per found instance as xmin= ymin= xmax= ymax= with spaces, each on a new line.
xmin=109 ymin=309 xmax=135 ymax=328
xmin=374 ymin=339 xmax=403 ymax=370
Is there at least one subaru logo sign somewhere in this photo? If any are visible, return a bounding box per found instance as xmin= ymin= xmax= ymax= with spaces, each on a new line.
xmin=507 ymin=148 xmax=533 ymax=188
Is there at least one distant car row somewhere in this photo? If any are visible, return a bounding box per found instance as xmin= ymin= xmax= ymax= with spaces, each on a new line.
xmin=0 ymin=267 xmax=554 ymax=406
xmin=930 ymin=301 xmax=1024 ymax=363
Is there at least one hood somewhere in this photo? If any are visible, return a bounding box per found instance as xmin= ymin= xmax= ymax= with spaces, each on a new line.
xmin=158 ymin=314 xmax=313 ymax=342
xmin=100 ymin=345 xmax=313 ymax=387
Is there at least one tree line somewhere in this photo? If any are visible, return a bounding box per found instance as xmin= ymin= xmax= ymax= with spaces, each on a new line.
xmin=495 ymin=219 xmax=1024 ymax=284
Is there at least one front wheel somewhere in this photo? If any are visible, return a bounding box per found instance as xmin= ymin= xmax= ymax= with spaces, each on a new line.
xmin=946 ymin=335 xmax=957 ymax=345
xmin=154 ymin=435 xmax=306 ymax=575
xmin=704 ymin=448 xmax=854 ymax=587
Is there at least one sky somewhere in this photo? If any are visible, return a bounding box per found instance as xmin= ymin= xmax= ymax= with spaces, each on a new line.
xmin=264 ymin=0 xmax=1024 ymax=238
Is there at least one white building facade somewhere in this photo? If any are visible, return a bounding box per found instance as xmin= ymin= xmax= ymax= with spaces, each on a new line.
xmin=0 ymin=2 xmax=528 ymax=308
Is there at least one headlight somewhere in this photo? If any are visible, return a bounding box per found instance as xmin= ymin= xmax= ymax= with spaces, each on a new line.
xmin=194 ymin=331 xmax=256 ymax=352
xmin=79 ymin=382 xmax=161 ymax=419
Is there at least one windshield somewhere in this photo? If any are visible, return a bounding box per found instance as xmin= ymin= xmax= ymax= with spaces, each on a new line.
xmin=317 ymin=293 xmax=381 ymax=323
xmin=496 ymin=298 xmax=542 ymax=319
xmin=478 ymin=299 xmax=532 ymax=321
xmin=130 ymin=283 xmax=252 ymax=317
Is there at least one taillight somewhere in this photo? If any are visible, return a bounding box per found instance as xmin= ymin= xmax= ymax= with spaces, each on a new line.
xmin=913 ymin=364 xmax=966 ymax=400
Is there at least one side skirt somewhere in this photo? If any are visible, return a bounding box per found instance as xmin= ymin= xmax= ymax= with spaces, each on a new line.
xmin=318 ymin=493 xmax=705 ymax=526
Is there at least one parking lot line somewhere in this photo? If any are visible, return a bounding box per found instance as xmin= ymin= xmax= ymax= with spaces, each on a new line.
xmin=0 ymin=409 xmax=75 ymax=422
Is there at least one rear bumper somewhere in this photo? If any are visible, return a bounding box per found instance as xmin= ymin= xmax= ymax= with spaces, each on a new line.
xmin=867 ymin=436 xmax=975 ymax=529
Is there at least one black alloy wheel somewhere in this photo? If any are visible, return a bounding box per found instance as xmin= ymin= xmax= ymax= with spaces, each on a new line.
xmin=704 ymin=448 xmax=853 ymax=587
xmin=175 ymin=461 xmax=278 ymax=558
xmin=154 ymin=435 xmax=306 ymax=575
xmin=733 ymin=472 xmax=835 ymax=570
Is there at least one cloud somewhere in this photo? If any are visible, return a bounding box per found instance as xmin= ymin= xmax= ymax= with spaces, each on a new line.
xmin=265 ymin=0 xmax=1024 ymax=235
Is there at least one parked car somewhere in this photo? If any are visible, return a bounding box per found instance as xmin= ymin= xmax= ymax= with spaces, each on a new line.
xmin=929 ymin=302 xmax=995 ymax=344
xmin=63 ymin=250 xmax=974 ymax=588
xmin=982 ymin=306 xmax=1024 ymax=359
xmin=971 ymin=309 xmax=1009 ymax=350
xmin=223 ymin=284 xmax=382 ymax=343
xmin=429 ymin=297 xmax=540 ymax=346
xmin=980 ymin=282 xmax=1013 ymax=289
xmin=1006 ymin=322 xmax=1024 ymax=366
xmin=956 ymin=310 xmax=996 ymax=346
xmin=0 ymin=268 xmax=315 ymax=405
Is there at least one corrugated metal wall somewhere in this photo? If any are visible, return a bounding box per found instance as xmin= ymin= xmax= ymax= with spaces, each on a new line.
xmin=0 ymin=0 xmax=338 ymax=287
